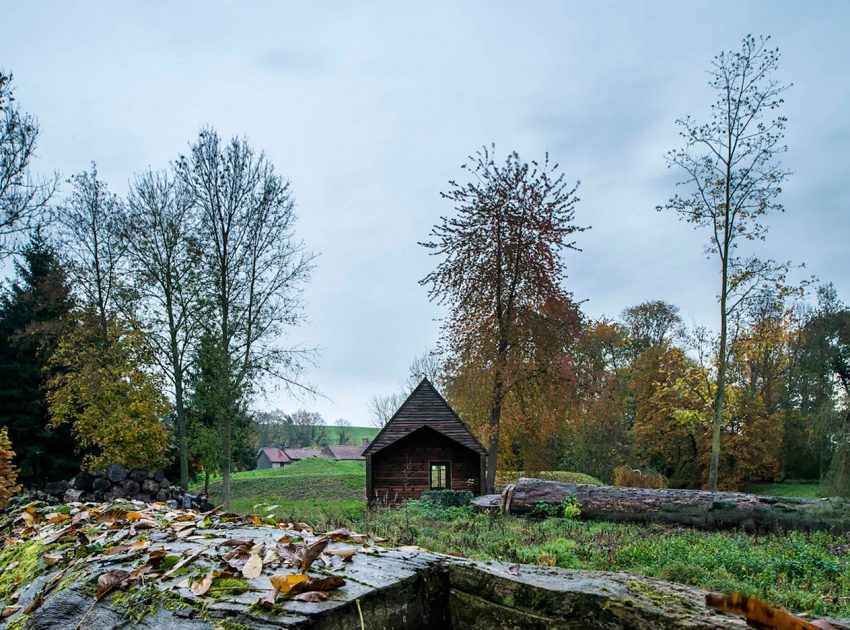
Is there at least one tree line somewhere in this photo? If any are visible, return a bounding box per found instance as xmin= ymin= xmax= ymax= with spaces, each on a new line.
xmin=0 ymin=70 xmax=314 ymax=506
xmin=371 ymin=35 xmax=849 ymax=495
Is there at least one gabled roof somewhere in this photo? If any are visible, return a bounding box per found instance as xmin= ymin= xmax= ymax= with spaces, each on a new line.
xmin=323 ymin=445 xmax=366 ymax=460
xmin=363 ymin=378 xmax=487 ymax=456
xmin=258 ymin=447 xmax=291 ymax=464
xmin=283 ymin=448 xmax=323 ymax=460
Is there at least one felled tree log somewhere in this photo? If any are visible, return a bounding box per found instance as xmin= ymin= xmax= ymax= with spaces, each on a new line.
xmin=474 ymin=478 xmax=850 ymax=532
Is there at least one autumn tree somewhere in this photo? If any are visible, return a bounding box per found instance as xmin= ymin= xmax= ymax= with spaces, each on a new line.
xmin=0 ymin=234 xmax=78 ymax=486
xmin=0 ymin=427 xmax=21 ymax=507
xmin=660 ymin=35 xmax=791 ymax=490
xmin=422 ymin=147 xmax=586 ymax=490
xmin=177 ymin=129 xmax=315 ymax=508
xmin=0 ymin=71 xmax=56 ymax=259
xmin=123 ymin=169 xmax=202 ymax=489
xmin=47 ymin=315 xmax=170 ymax=470
xmin=621 ymin=300 xmax=682 ymax=361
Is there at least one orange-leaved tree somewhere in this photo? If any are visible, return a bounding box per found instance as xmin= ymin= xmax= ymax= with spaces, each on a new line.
xmin=0 ymin=427 xmax=21 ymax=507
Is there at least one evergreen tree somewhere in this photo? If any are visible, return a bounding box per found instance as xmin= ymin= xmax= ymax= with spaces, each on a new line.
xmin=0 ymin=234 xmax=78 ymax=486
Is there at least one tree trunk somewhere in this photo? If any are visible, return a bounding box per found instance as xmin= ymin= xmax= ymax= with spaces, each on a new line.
xmin=709 ymin=252 xmax=729 ymax=491
xmin=476 ymin=478 xmax=850 ymax=532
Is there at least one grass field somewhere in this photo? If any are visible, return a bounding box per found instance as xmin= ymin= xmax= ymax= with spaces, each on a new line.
xmin=321 ymin=425 xmax=378 ymax=446
xmin=744 ymin=481 xmax=830 ymax=498
xmin=201 ymin=458 xmax=367 ymax=524
xmin=204 ymin=462 xmax=849 ymax=617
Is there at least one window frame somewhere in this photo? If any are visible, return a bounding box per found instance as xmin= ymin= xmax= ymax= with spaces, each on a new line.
xmin=429 ymin=460 xmax=451 ymax=490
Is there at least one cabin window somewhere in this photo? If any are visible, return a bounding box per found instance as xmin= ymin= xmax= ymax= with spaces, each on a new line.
xmin=430 ymin=461 xmax=451 ymax=489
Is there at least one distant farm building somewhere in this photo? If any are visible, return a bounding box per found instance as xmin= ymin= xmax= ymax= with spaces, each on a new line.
xmin=256 ymin=447 xmax=291 ymax=469
xmin=364 ymin=378 xmax=487 ymax=505
xmin=256 ymin=442 xmax=368 ymax=469
xmin=322 ymin=443 xmax=367 ymax=461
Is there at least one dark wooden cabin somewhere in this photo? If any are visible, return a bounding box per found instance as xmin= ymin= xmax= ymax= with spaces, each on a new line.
xmin=364 ymin=378 xmax=487 ymax=505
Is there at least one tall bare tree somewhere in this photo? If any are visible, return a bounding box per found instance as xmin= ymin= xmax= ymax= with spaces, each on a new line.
xmin=176 ymin=129 xmax=314 ymax=508
xmin=56 ymin=164 xmax=127 ymax=336
xmin=660 ymin=35 xmax=791 ymax=490
xmin=0 ymin=71 xmax=56 ymax=258
xmin=421 ymin=146 xmax=586 ymax=491
xmin=123 ymin=169 xmax=203 ymax=489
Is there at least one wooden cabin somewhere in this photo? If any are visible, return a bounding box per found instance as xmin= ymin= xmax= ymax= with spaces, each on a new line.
xmin=364 ymin=378 xmax=487 ymax=505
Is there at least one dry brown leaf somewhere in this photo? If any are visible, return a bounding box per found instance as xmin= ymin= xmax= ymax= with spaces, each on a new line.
xmin=42 ymin=553 xmax=63 ymax=567
xmin=507 ymin=563 xmax=520 ymax=576
xmin=175 ymin=527 xmax=196 ymax=539
xmin=1 ymin=605 xmax=20 ymax=618
xmin=242 ymin=552 xmax=263 ymax=579
xmin=190 ymin=572 xmax=214 ymax=596
xmin=299 ymin=538 xmax=328 ymax=574
xmin=262 ymin=548 xmax=280 ymax=566
xmin=96 ymin=569 xmax=129 ymax=600
xmin=328 ymin=548 xmax=356 ymax=562
xmin=251 ymin=515 xmax=263 ymax=526
xmin=290 ymin=576 xmax=345 ymax=596
xmin=132 ymin=519 xmax=159 ymax=530
xmin=292 ymin=591 xmax=329 ymax=602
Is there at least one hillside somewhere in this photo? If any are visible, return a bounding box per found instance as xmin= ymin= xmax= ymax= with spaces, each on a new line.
xmin=321 ymin=424 xmax=378 ymax=446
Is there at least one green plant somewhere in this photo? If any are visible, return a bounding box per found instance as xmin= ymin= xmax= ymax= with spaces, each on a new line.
xmin=561 ymin=493 xmax=581 ymax=519
xmin=528 ymin=501 xmax=558 ymax=519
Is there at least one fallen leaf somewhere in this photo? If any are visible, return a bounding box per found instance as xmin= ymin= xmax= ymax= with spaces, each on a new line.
xmin=42 ymin=553 xmax=63 ymax=567
xmin=242 ymin=552 xmax=263 ymax=579
xmin=126 ymin=512 xmax=142 ymax=522
xmin=292 ymin=591 xmax=329 ymax=602
xmin=291 ymin=576 xmax=344 ymax=595
xmin=299 ymin=538 xmax=329 ymax=574
xmin=190 ymin=572 xmax=214 ymax=596
xmin=270 ymin=573 xmax=309 ymax=599
xmin=507 ymin=563 xmax=520 ymax=576
xmin=96 ymin=569 xmax=130 ymax=600
xmin=1 ymin=605 xmax=21 ymax=618
xmin=328 ymin=548 xmax=356 ymax=562
xmin=397 ymin=545 xmax=427 ymax=552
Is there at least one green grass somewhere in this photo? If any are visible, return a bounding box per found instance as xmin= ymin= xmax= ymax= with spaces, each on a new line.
xmin=199 ymin=458 xmax=367 ymax=526
xmin=202 ymin=463 xmax=849 ymax=617
xmin=744 ymin=481 xmax=830 ymax=498
xmin=366 ymin=500 xmax=850 ymax=618
xmin=321 ymin=425 xmax=378 ymax=446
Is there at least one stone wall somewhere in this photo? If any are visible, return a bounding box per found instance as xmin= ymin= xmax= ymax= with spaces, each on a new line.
xmin=42 ymin=464 xmax=213 ymax=510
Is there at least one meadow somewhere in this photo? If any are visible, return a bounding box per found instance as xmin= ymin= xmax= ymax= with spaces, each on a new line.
xmin=201 ymin=460 xmax=850 ymax=618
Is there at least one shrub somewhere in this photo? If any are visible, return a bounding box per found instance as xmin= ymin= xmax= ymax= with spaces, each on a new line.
xmin=0 ymin=428 xmax=21 ymax=508
xmin=496 ymin=470 xmax=603 ymax=489
xmin=529 ymin=501 xmax=559 ymax=519
xmin=613 ymin=465 xmax=669 ymax=489
xmin=420 ymin=489 xmax=473 ymax=507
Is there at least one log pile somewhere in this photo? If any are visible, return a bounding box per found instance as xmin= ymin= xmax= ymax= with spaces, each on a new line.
xmin=473 ymin=478 xmax=850 ymax=532
xmin=38 ymin=463 xmax=212 ymax=510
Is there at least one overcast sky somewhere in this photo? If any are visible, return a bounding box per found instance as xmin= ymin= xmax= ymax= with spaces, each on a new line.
xmin=2 ymin=1 xmax=848 ymax=425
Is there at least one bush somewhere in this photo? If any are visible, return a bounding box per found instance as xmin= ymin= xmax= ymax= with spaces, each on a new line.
xmin=496 ymin=470 xmax=603 ymax=489
xmin=420 ymin=489 xmax=473 ymax=507
xmin=613 ymin=465 xmax=669 ymax=489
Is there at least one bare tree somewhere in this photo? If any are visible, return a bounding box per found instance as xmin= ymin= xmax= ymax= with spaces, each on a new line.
xmin=123 ymin=169 xmax=203 ymax=489
xmin=176 ymin=128 xmax=315 ymax=508
xmin=56 ymin=163 xmax=127 ymax=336
xmin=336 ymin=418 xmax=352 ymax=445
xmin=660 ymin=35 xmax=791 ymax=490
xmin=0 ymin=71 xmax=56 ymax=259
xmin=369 ymin=392 xmax=405 ymax=428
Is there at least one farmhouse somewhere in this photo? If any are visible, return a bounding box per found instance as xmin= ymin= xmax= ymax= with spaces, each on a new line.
xmin=322 ymin=443 xmax=367 ymax=460
xmin=256 ymin=447 xmax=291 ymax=469
xmin=364 ymin=378 xmax=487 ymax=505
